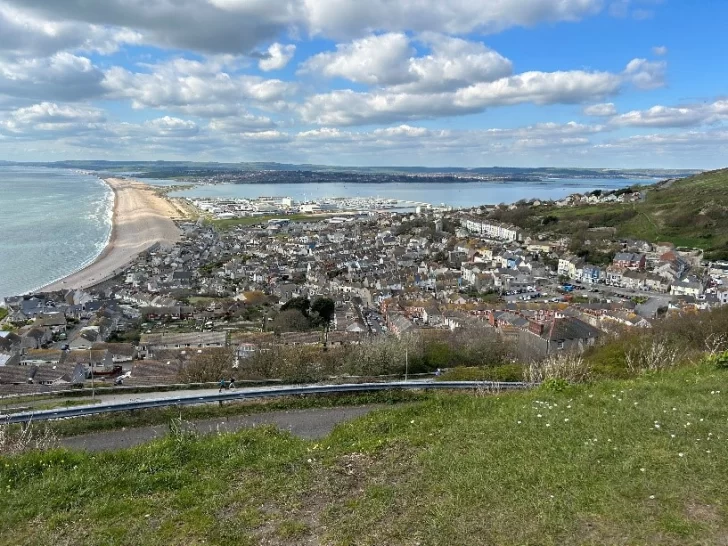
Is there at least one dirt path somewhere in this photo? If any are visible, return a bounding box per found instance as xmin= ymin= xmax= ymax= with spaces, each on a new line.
xmin=59 ymin=405 xmax=384 ymax=452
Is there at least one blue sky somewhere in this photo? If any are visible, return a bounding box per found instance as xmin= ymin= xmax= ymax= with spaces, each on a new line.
xmin=0 ymin=0 xmax=725 ymax=168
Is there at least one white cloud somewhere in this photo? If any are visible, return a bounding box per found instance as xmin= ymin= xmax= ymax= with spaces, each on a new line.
xmin=102 ymin=58 xmax=296 ymax=117
xmin=583 ymin=102 xmax=617 ymax=116
xmin=610 ymin=101 xmax=728 ymax=128
xmin=0 ymin=52 xmax=106 ymax=102
xmin=0 ymin=102 xmax=105 ymax=137
xmin=652 ymin=45 xmax=668 ymax=56
xmin=300 ymin=33 xmax=414 ymax=85
xmin=301 ymin=33 xmax=513 ymax=92
xmin=303 ymin=0 xmax=602 ymax=38
xmin=258 ymin=43 xmax=296 ymax=71
xmin=623 ymin=58 xmax=666 ymax=89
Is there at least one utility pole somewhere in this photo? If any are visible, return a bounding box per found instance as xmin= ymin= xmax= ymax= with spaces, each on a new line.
xmin=89 ymin=347 xmax=95 ymax=400
xmin=405 ymin=348 xmax=408 ymax=382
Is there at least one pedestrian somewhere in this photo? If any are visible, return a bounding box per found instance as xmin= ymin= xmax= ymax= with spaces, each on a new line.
xmin=435 ymin=368 xmax=441 ymax=377
xmin=218 ymin=378 xmax=225 ymax=393
xmin=229 ymin=377 xmax=236 ymax=390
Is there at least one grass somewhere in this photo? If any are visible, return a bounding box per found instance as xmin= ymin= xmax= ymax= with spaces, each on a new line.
xmin=0 ymin=308 xmax=7 ymax=322
xmin=3 ymin=364 xmax=728 ymax=544
xmin=540 ymin=169 xmax=728 ymax=255
xmin=38 ymin=391 xmax=429 ymax=438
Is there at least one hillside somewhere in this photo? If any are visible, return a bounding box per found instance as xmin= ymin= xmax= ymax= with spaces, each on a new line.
xmin=2 ymin=364 xmax=728 ymax=545
xmin=512 ymin=168 xmax=728 ymax=259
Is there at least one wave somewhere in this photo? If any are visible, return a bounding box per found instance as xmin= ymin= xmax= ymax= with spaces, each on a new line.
xmin=21 ymin=176 xmax=115 ymax=295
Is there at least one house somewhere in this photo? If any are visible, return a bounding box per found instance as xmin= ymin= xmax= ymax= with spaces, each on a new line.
xmin=139 ymin=331 xmax=228 ymax=358
xmin=613 ymin=252 xmax=646 ymax=270
xmin=521 ymin=316 xmax=600 ymax=358
xmin=671 ymin=278 xmax=705 ymax=298
xmin=91 ymin=343 xmax=137 ymax=363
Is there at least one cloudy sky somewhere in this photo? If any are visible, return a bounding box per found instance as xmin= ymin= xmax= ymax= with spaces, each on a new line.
xmin=0 ymin=0 xmax=725 ymax=168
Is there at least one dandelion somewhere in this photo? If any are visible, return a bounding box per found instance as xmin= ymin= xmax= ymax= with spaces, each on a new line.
xmin=564 ymin=418 xmax=569 ymax=422
xmin=678 ymin=452 xmax=685 ymax=457
xmin=546 ymin=423 xmax=551 ymax=427
xmin=654 ymin=424 xmax=661 ymax=429
xmin=537 ymin=414 xmax=543 ymax=418
xmin=517 ymin=420 xmax=522 ymax=424
xmin=671 ymin=434 xmax=676 ymax=438
xmin=707 ymin=450 xmax=712 ymax=454
xmin=640 ymin=468 xmax=646 ymax=472
xmin=700 ymin=418 xmax=704 ymax=422
xmin=567 ymin=405 xmax=572 ymax=409
xmin=649 ymin=495 xmax=656 ymax=500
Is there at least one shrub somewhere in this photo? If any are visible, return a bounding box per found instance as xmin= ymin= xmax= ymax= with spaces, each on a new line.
xmin=704 ymin=350 xmax=728 ymax=369
xmin=524 ymin=353 xmax=591 ymax=384
xmin=0 ymin=422 xmax=57 ymax=456
xmin=624 ymin=339 xmax=682 ymax=373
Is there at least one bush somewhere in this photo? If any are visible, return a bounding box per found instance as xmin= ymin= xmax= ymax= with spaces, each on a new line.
xmin=704 ymin=350 xmax=728 ymax=369
xmin=524 ymin=353 xmax=591 ymax=384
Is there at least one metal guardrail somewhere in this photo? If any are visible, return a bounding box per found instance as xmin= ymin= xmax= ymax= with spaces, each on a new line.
xmin=2 ymin=381 xmax=530 ymax=425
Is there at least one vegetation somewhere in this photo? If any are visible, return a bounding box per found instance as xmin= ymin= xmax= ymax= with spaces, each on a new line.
xmin=0 ymin=308 xmax=7 ymax=322
xmin=507 ymin=169 xmax=728 ymax=256
xmin=3 ymin=364 xmax=728 ymax=544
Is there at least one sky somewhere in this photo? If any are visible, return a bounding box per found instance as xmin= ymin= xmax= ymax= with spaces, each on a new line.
xmin=0 ymin=0 xmax=726 ymax=168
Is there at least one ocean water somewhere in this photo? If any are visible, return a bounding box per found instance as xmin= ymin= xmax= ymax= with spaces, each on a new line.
xmin=168 ymin=178 xmax=656 ymax=207
xmin=0 ymin=167 xmax=113 ymax=301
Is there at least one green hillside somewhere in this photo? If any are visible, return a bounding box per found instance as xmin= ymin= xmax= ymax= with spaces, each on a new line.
xmin=3 ymin=364 xmax=728 ymax=545
xmin=516 ymin=169 xmax=728 ymax=258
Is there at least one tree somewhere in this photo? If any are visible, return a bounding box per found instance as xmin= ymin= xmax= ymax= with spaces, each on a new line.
xmin=310 ymin=297 xmax=335 ymax=326
xmin=179 ymin=348 xmax=233 ymax=383
xmin=281 ymin=297 xmax=310 ymax=315
xmin=271 ymin=309 xmax=311 ymax=332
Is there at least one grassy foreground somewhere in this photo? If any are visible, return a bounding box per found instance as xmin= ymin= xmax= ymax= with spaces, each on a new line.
xmin=3 ymin=364 xmax=728 ymax=545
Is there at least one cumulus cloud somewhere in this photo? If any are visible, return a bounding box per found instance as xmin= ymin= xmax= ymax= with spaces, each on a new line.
xmin=0 ymin=52 xmax=106 ymax=102
xmin=609 ymin=100 xmax=728 ymax=128
xmin=300 ymin=33 xmax=513 ymax=92
xmin=258 ymin=43 xmax=296 ymax=71
xmin=583 ymin=102 xmax=617 ymax=116
xmin=303 ymin=0 xmax=602 ymax=38
xmin=0 ymin=102 xmax=105 ymax=137
xmin=652 ymin=45 xmax=668 ymax=56
xmin=301 ymin=68 xmax=622 ymax=125
xmin=623 ymin=58 xmax=666 ymax=89
xmin=102 ymin=58 xmax=296 ymax=117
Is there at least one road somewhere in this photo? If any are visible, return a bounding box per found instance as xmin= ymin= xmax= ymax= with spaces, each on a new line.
xmin=59 ymin=405 xmax=384 ymax=452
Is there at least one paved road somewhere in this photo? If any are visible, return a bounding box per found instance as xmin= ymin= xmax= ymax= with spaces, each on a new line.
xmin=59 ymin=405 xmax=384 ymax=452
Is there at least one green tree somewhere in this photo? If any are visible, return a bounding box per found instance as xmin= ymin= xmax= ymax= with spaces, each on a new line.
xmin=281 ymin=297 xmax=310 ymax=315
xmin=310 ymin=297 xmax=335 ymax=326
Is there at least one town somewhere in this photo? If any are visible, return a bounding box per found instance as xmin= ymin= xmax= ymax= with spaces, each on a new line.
xmin=0 ymin=183 xmax=724 ymax=397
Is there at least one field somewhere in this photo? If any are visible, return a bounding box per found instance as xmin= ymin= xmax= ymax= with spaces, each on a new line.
xmin=2 ymin=363 xmax=728 ymax=545
xmin=521 ymin=169 xmax=728 ymax=258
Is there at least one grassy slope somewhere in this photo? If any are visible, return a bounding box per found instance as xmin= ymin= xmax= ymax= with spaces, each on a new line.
xmin=545 ymin=169 xmax=728 ymax=254
xmin=3 ymin=365 xmax=728 ymax=545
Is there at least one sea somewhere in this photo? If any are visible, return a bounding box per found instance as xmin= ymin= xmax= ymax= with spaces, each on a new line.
xmin=0 ymin=166 xmax=113 ymax=303
xmin=0 ymin=167 xmax=653 ymax=302
xmin=166 ymin=178 xmax=655 ymax=208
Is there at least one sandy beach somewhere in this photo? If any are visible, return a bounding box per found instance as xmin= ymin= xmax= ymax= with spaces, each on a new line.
xmin=41 ymin=178 xmax=181 ymax=292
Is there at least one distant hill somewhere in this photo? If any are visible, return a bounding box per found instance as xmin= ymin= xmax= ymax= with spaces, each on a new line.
xmin=1 ymin=160 xmax=697 ymax=180
xmin=507 ymin=168 xmax=728 ymax=259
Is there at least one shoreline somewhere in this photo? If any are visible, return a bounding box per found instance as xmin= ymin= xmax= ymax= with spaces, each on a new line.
xmin=38 ymin=178 xmax=182 ymax=293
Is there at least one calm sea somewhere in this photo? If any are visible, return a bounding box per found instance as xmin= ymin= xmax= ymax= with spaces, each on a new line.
xmin=167 ymin=178 xmax=656 ymax=207
xmin=0 ymin=167 xmax=113 ymax=302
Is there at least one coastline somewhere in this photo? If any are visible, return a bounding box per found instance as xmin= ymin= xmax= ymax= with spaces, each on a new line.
xmin=38 ymin=178 xmax=182 ymax=293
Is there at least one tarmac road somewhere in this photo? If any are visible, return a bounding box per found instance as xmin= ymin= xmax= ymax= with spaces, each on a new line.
xmin=59 ymin=405 xmax=385 ymax=452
